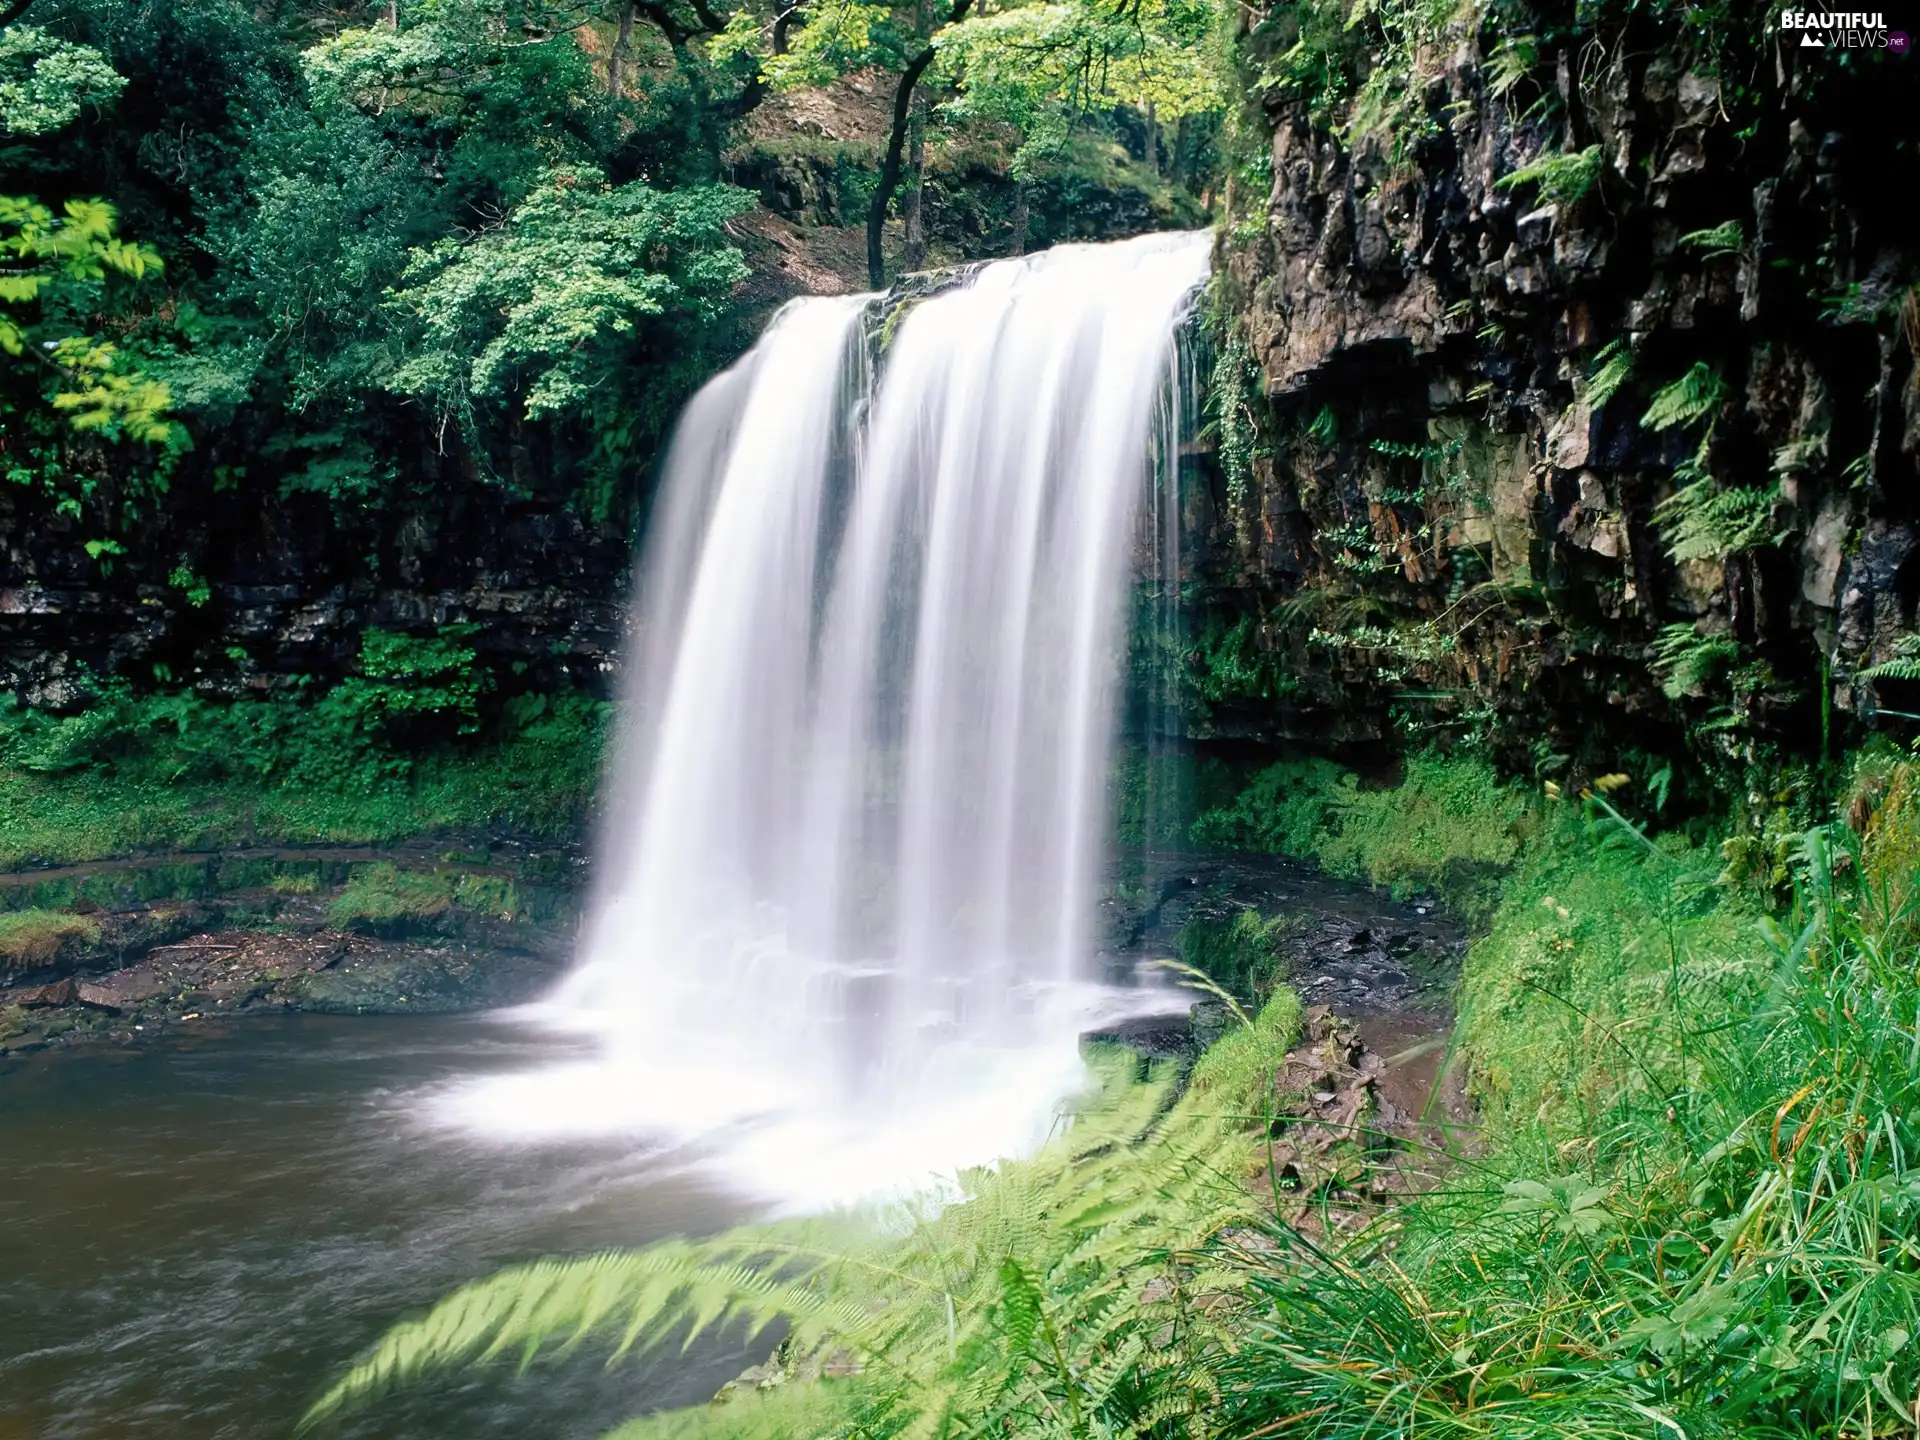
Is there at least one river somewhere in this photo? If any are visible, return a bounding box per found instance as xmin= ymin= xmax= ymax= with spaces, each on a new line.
xmin=0 ymin=1014 xmax=758 ymax=1439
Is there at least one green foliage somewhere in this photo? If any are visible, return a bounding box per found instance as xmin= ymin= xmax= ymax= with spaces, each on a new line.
xmin=1216 ymin=804 xmax=1920 ymax=1439
xmin=1203 ymin=328 xmax=1265 ymax=547
xmin=935 ymin=0 xmax=1221 ymax=175
xmin=0 ymin=907 xmax=101 ymax=974
xmin=334 ymin=626 xmax=490 ymax=737
xmin=0 ymin=26 xmax=124 ymax=135
xmin=1583 ymin=336 xmax=1634 ymax=409
xmin=1192 ymin=753 xmax=1531 ymax=909
xmin=1187 ymin=612 xmax=1296 ymax=712
xmin=1189 ymin=754 xmax=1346 ymax=855
xmin=0 ymin=682 xmax=609 ymax=869
xmin=1642 ymin=361 xmax=1728 ymax=433
xmin=1494 ymin=143 xmax=1605 ymax=206
xmin=1654 ymin=475 xmax=1780 ymax=564
xmin=1650 ymin=622 xmax=1741 ymax=700
xmin=1 ymin=195 xmax=177 ymax=446
xmin=384 ymin=167 xmax=752 ymax=431
xmin=308 ymin=989 xmax=1305 ymax=1438
xmin=1177 ymin=907 xmax=1290 ymax=999
xmin=1681 ymin=219 xmax=1745 ymax=259
xmin=1859 ymin=634 xmax=1920 ymax=684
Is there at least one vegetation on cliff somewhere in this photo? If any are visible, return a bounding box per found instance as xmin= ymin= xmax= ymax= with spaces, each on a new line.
xmin=1203 ymin=0 xmax=1918 ymax=792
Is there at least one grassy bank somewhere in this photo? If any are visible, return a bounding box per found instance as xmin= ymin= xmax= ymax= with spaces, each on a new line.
xmin=0 ymin=679 xmax=608 ymax=869
xmin=303 ymin=746 xmax=1920 ymax=1436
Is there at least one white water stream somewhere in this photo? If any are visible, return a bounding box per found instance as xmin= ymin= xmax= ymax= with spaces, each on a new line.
xmin=435 ymin=232 xmax=1211 ymax=1207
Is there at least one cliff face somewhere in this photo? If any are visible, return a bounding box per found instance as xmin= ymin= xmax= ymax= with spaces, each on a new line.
xmin=1200 ymin=13 xmax=1920 ymax=775
xmin=0 ymin=429 xmax=630 ymax=710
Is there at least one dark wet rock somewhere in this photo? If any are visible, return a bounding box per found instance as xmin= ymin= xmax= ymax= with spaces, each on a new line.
xmin=1205 ymin=24 xmax=1919 ymax=762
xmin=0 ymin=847 xmax=580 ymax=1052
xmin=1100 ymin=849 xmax=1463 ymax=1018
xmin=1081 ymin=1010 xmax=1199 ymax=1065
xmin=14 ymin=978 xmax=75 ymax=1008
xmin=288 ymin=939 xmax=560 ymax=1015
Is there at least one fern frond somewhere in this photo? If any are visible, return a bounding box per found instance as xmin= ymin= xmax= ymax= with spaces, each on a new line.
xmin=1585 ymin=338 xmax=1633 ymax=409
xmin=1494 ymin=144 xmax=1605 ymax=206
xmin=1650 ymin=623 xmax=1740 ymax=701
xmin=1653 ymin=476 xmax=1779 ymax=564
xmin=1641 ymin=362 xmax=1727 ymax=432
xmin=1680 ymin=220 xmax=1743 ymax=259
xmin=1861 ymin=635 xmax=1920 ymax=683
xmin=310 ymin=1003 xmax=1306 ymax=1439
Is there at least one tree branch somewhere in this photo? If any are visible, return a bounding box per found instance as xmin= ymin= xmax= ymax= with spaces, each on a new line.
xmin=866 ymin=0 xmax=970 ymax=289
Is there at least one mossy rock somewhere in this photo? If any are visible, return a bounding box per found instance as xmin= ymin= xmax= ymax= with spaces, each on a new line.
xmin=0 ymin=909 xmax=102 ymax=978
xmin=326 ymin=864 xmax=455 ymax=938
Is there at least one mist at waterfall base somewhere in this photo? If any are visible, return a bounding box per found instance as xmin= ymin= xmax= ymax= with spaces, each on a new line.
xmin=430 ymin=233 xmax=1212 ymax=1209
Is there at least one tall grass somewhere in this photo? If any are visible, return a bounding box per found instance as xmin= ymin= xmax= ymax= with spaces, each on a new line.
xmin=1212 ymin=781 xmax=1920 ymax=1438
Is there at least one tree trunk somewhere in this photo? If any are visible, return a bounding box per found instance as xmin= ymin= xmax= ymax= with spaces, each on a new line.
xmin=1169 ymin=112 xmax=1190 ymax=187
xmin=866 ymin=0 xmax=971 ymax=289
xmin=1144 ymin=101 xmax=1159 ymax=174
xmin=386 ymin=0 xmax=398 ymax=25
xmin=901 ymin=95 xmax=928 ymax=272
xmin=609 ymin=0 xmax=635 ymax=96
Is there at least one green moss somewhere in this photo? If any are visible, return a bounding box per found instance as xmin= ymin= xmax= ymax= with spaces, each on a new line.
xmin=1191 ymin=752 xmax=1533 ymax=914
xmin=0 ymin=686 xmax=608 ymax=870
xmin=1176 ymin=908 xmax=1291 ymax=1001
xmin=0 ymin=908 xmax=101 ymax=975
xmin=1189 ymin=755 xmax=1347 ymax=857
xmin=326 ymin=864 xmax=454 ymax=936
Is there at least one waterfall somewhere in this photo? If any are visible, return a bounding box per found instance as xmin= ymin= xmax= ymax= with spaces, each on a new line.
xmin=438 ymin=232 xmax=1212 ymax=1207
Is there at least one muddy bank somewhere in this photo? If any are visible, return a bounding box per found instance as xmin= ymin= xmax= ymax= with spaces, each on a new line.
xmin=1090 ymin=848 xmax=1474 ymax=1150
xmin=0 ymin=845 xmax=581 ymax=1055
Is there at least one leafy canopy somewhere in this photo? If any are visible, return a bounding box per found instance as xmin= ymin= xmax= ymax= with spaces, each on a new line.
xmin=1 ymin=195 xmax=176 ymax=445
xmin=383 ymin=165 xmax=751 ymax=429
xmin=935 ymin=0 xmax=1222 ymax=174
xmin=0 ymin=25 xmax=124 ymax=136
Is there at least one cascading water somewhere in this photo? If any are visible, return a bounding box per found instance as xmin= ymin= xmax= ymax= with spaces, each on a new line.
xmin=437 ymin=231 xmax=1211 ymax=1207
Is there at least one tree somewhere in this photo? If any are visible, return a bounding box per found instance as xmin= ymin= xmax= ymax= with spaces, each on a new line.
xmin=381 ymin=164 xmax=751 ymax=448
xmin=932 ymin=0 xmax=1222 ymax=177
xmin=865 ymin=0 xmax=971 ymax=287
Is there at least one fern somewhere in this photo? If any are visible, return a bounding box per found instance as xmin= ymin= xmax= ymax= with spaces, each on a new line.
xmin=1861 ymin=635 xmax=1920 ymax=683
xmin=1641 ymin=362 xmax=1727 ymax=432
xmin=1495 ymin=144 xmax=1605 ymax=206
xmin=1680 ymin=220 xmax=1743 ymax=259
xmin=307 ymin=996 xmax=1306 ymax=1438
xmin=1653 ymin=470 xmax=1779 ymax=564
xmin=1485 ymin=36 xmax=1536 ymax=101
xmin=1585 ymin=338 xmax=1634 ymax=409
xmin=1650 ymin=622 xmax=1740 ymax=700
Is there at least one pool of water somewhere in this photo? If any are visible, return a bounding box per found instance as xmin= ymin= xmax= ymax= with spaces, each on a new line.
xmin=0 ymin=1014 xmax=760 ymax=1439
